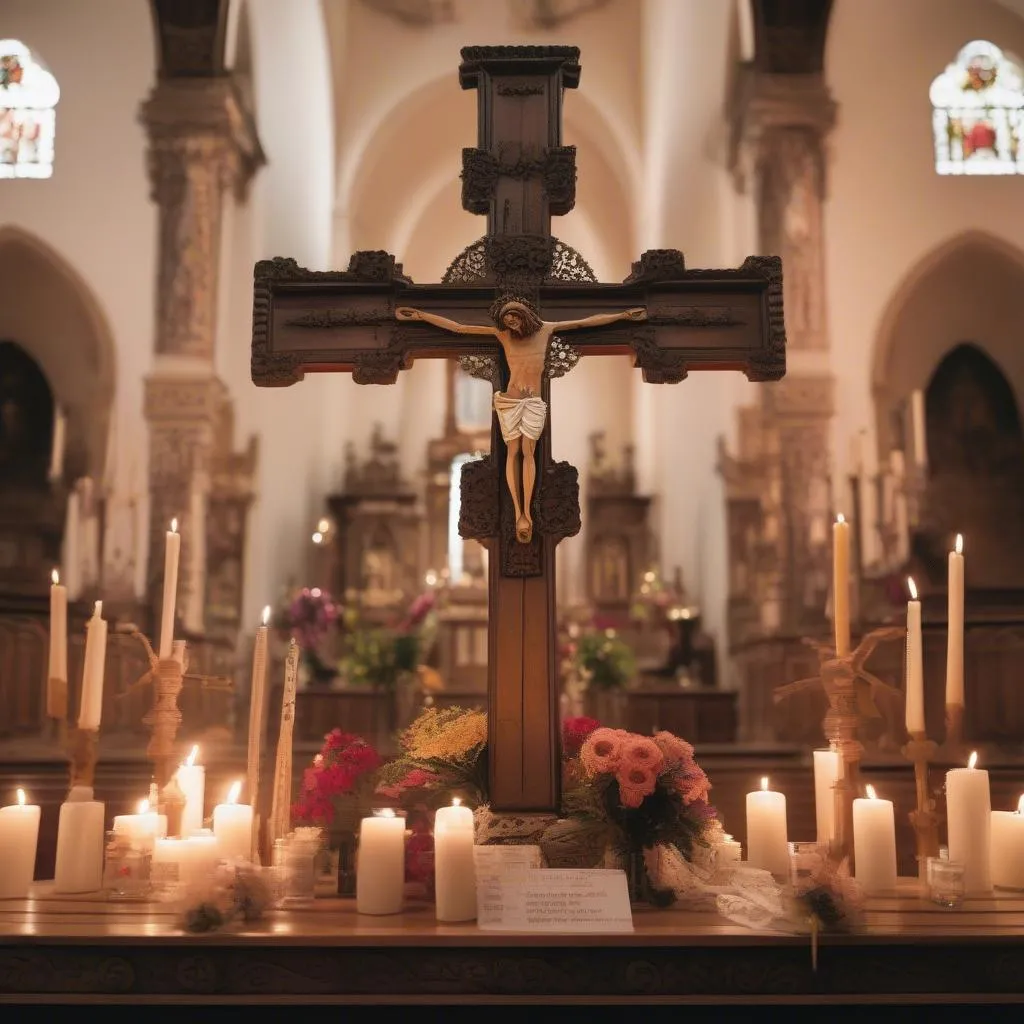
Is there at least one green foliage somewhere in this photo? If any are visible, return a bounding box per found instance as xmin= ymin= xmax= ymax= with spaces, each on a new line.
xmin=575 ymin=629 xmax=636 ymax=690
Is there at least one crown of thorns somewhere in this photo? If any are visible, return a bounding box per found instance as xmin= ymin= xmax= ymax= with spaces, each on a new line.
xmin=489 ymin=294 xmax=537 ymax=322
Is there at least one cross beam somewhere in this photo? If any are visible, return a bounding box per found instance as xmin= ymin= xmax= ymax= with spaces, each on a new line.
xmin=251 ymin=45 xmax=785 ymax=813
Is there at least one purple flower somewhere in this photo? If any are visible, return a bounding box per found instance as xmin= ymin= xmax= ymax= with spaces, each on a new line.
xmin=287 ymin=587 xmax=339 ymax=650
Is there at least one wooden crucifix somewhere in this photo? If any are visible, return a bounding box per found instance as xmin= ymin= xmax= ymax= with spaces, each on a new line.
xmin=251 ymin=45 xmax=785 ymax=813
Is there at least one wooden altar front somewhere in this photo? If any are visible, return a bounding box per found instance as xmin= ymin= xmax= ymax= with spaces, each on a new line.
xmin=1 ymin=883 xmax=1023 ymax=1005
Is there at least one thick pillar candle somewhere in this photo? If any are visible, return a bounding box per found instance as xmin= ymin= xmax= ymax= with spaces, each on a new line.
xmin=47 ymin=568 xmax=67 ymax=719
xmin=746 ymin=777 xmax=789 ymax=878
xmin=112 ymin=799 xmax=162 ymax=846
xmin=832 ymin=515 xmax=851 ymax=657
xmin=54 ymin=785 xmax=105 ymax=893
xmin=153 ymin=830 xmax=220 ymax=892
xmin=813 ymin=749 xmax=841 ymax=846
xmin=0 ymin=789 xmax=41 ymax=898
xmin=947 ymin=752 xmax=992 ymax=893
xmin=946 ymin=534 xmax=965 ymax=708
xmin=212 ymin=780 xmax=253 ymax=862
xmin=357 ymin=809 xmax=406 ymax=915
xmin=434 ymin=798 xmax=476 ymax=922
xmin=991 ymin=797 xmax=1024 ymax=890
xmin=78 ymin=600 xmax=107 ymax=731
xmin=852 ymin=785 xmax=898 ymax=894
xmin=176 ymin=745 xmax=205 ymax=837
xmin=158 ymin=518 xmax=180 ymax=660
xmin=905 ymin=577 xmax=924 ymax=735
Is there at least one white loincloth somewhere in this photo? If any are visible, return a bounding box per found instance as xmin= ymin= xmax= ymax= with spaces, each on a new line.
xmin=493 ymin=393 xmax=547 ymax=442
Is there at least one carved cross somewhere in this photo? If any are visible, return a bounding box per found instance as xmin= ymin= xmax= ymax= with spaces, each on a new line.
xmin=251 ymin=46 xmax=785 ymax=812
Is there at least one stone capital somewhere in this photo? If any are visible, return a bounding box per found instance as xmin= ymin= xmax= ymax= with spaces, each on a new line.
xmin=764 ymin=372 xmax=835 ymax=421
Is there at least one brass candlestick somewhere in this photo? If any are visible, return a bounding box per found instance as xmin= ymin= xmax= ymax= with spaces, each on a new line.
xmin=131 ymin=633 xmax=186 ymax=789
xmin=901 ymin=730 xmax=941 ymax=880
xmin=67 ymin=725 xmax=98 ymax=789
xmin=775 ymin=625 xmax=904 ymax=867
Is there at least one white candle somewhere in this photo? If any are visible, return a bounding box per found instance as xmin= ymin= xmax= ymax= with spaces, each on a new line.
xmin=112 ymin=798 xmax=161 ymax=846
xmin=911 ymin=389 xmax=927 ymax=469
xmin=153 ymin=830 xmax=220 ymax=892
xmin=54 ymin=785 xmax=105 ymax=893
xmin=745 ymin=777 xmax=789 ymax=878
xmin=852 ymin=784 xmax=898 ymax=894
xmin=77 ymin=600 xmax=107 ymax=731
xmin=47 ymin=568 xmax=67 ymax=718
xmin=434 ymin=798 xmax=476 ymax=922
xmin=832 ymin=515 xmax=851 ymax=657
xmin=890 ymin=450 xmax=909 ymax=564
xmin=946 ymin=534 xmax=965 ymax=708
xmin=991 ymin=796 xmax=1024 ymax=890
xmin=357 ymin=808 xmax=406 ymax=915
xmin=48 ymin=405 xmax=65 ymax=482
xmin=62 ymin=486 xmax=82 ymax=600
xmin=176 ymin=744 xmax=205 ymax=837
xmin=0 ymin=789 xmax=41 ymax=898
xmin=212 ymin=780 xmax=253 ymax=863
xmin=946 ymin=751 xmax=992 ymax=893
xmin=905 ymin=577 xmax=924 ymax=735
xmin=813 ymin=749 xmax=841 ymax=846
xmin=158 ymin=518 xmax=181 ymax=660
xmin=185 ymin=480 xmax=206 ymax=634
xmin=245 ymin=606 xmax=271 ymax=859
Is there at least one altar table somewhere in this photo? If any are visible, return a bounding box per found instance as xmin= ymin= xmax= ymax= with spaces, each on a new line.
xmin=1 ymin=881 xmax=1022 ymax=1005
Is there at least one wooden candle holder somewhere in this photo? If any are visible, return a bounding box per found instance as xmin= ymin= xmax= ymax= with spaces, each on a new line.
xmin=775 ymin=625 xmax=904 ymax=867
xmin=901 ymin=730 xmax=941 ymax=880
xmin=67 ymin=725 xmax=98 ymax=789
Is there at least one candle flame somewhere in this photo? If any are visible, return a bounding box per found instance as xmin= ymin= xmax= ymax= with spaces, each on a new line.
xmin=968 ymin=751 xmax=978 ymax=770
xmin=311 ymin=587 xmax=322 ymax=598
xmin=955 ymin=533 xmax=964 ymax=555
xmin=1017 ymin=795 xmax=1024 ymax=815
xmin=138 ymin=799 xmax=150 ymax=814
xmin=261 ymin=605 xmax=271 ymax=626
xmin=227 ymin=780 xmax=242 ymax=805
xmin=170 ymin=518 xmax=178 ymax=533
xmin=760 ymin=777 xmax=769 ymax=792
xmin=16 ymin=788 xmax=25 ymax=807
xmin=907 ymin=576 xmax=918 ymax=601
xmin=186 ymin=744 xmax=199 ymax=767
xmin=836 ymin=513 xmax=845 ymax=524
xmin=317 ymin=518 xmax=330 ymax=534
xmin=375 ymin=807 xmax=396 ymax=818
xmin=452 ymin=797 xmax=462 ymax=807
xmin=51 ymin=568 xmax=59 ymax=585
xmin=312 ymin=531 xmax=323 ymax=545
xmin=866 ymin=784 xmax=877 ymax=800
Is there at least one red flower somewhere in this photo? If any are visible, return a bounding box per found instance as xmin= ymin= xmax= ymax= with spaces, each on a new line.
xmin=562 ymin=716 xmax=601 ymax=756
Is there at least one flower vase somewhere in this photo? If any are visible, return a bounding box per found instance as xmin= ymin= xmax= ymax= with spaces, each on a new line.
xmin=626 ymin=847 xmax=649 ymax=906
xmin=331 ymin=828 xmax=358 ymax=897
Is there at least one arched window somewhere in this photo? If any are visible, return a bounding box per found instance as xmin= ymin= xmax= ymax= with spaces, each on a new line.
xmin=930 ymin=40 xmax=1024 ymax=175
xmin=454 ymin=366 xmax=492 ymax=432
xmin=0 ymin=40 xmax=60 ymax=179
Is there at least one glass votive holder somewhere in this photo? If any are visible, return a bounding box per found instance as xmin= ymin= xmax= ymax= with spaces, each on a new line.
xmin=789 ymin=841 xmax=826 ymax=892
xmin=927 ymin=855 xmax=965 ymax=908
xmin=103 ymin=831 xmax=153 ymax=900
xmin=275 ymin=827 xmax=323 ymax=906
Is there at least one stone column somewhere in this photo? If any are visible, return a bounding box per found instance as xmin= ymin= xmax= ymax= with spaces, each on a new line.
xmin=733 ymin=73 xmax=838 ymax=633
xmin=141 ymin=79 xmax=262 ymax=639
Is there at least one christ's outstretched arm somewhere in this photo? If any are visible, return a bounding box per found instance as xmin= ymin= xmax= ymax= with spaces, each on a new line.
xmin=395 ymin=307 xmax=497 ymax=336
xmin=550 ymin=307 xmax=647 ymax=332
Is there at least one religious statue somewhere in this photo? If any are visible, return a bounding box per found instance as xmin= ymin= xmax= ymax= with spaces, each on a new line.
xmin=396 ymin=296 xmax=646 ymax=543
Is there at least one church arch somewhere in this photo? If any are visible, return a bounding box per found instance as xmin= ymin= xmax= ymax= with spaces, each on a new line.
xmin=871 ymin=229 xmax=1024 ymax=457
xmin=0 ymin=225 xmax=116 ymax=484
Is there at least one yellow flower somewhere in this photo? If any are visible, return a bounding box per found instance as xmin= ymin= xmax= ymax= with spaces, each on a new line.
xmin=402 ymin=707 xmax=487 ymax=761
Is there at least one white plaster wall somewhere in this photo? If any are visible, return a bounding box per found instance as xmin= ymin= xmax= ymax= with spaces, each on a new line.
xmin=826 ymin=0 xmax=1024 ymax=486
xmin=0 ymin=0 xmax=156 ymax=592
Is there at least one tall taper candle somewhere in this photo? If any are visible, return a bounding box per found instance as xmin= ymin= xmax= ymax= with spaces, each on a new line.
xmin=905 ymin=577 xmax=924 ymax=735
xmin=268 ymin=639 xmax=299 ymax=846
xmin=911 ymin=389 xmax=927 ymax=469
xmin=158 ymin=518 xmax=180 ymax=660
xmin=946 ymin=534 xmax=965 ymax=708
xmin=63 ymin=486 xmax=81 ymax=600
xmin=833 ymin=514 xmax=851 ymax=657
xmin=47 ymin=568 xmax=68 ymax=719
xmin=746 ymin=776 xmax=789 ymax=878
xmin=78 ymin=600 xmax=107 ymax=731
xmin=245 ymin=605 xmax=271 ymax=859
xmin=48 ymin=405 xmax=66 ymax=482
xmin=947 ymin=751 xmax=992 ymax=892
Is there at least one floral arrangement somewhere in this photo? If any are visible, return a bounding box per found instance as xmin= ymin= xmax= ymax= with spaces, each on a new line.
xmin=375 ymin=705 xmax=487 ymax=808
xmin=275 ymin=586 xmax=340 ymax=685
xmin=291 ymin=728 xmax=382 ymax=832
xmin=181 ymin=862 xmax=275 ymax=933
xmin=341 ymin=590 xmax=438 ymax=691
xmin=574 ymin=628 xmax=636 ymax=691
xmin=561 ymin=722 xmax=718 ymax=904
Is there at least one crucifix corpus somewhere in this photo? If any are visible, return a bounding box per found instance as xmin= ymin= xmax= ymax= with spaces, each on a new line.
xmin=251 ymin=46 xmax=785 ymax=814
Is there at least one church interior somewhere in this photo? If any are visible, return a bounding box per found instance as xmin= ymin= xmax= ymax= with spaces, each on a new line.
xmin=2 ymin=0 xmax=1024 ymax=1005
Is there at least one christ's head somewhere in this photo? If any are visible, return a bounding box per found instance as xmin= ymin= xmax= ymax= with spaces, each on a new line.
xmin=494 ymin=300 xmax=542 ymax=339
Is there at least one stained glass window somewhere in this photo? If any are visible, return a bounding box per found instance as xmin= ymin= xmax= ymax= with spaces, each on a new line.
xmin=0 ymin=40 xmax=60 ymax=179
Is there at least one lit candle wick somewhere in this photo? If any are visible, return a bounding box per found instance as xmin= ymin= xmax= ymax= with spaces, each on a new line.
xmin=16 ymin=788 xmax=25 ymax=807
xmin=836 ymin=513 xmax=845 ymax=524
xmin=376 ymin=807 xmax=396 ymax=818
xmin=1017 ymin=795 xmax=1024 ymax=815
xmin=955 ymin=533 xmax=963 ymax=555
xmin=227 ymin=780 xmax=242 ymax=805
xmin=51 ymin=568 xmax=59 ymax=585
xmin=138 ymin=799 xmax=150 ymax=814
xmin=170 ymin=517 xmax=178 ymax=533
xmin=452 ymin=797 xmax=462 ymax=807
xmin=186 ymin=744 xmax=199 ymax=767
xmin=907 ymin=576 xmax=918 ymax=601
xmin=865 ymin=784 xmax=877 ymax=800
xmin=760 ymin=777 xmax=769 ymax=792
xmin=968 ymin=751 xmax=978 ymax=770
xmin=261 ymin=605 xmax=271 ymax=626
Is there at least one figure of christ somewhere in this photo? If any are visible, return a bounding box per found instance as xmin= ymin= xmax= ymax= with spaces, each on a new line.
xmin=396 ymin=297 xmax=646 ymax=543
